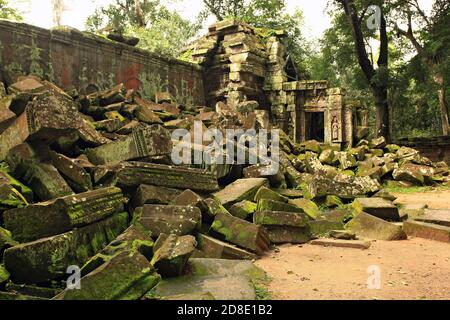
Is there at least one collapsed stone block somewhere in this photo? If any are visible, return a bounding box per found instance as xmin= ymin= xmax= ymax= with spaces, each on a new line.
xmin=133 ymin=205 xmax=201 ymax=238
xmin=352 ymin=197 xmax=400 ymax=221
xmin=254 ymin=186 xmax=289 ymax=203
xmin=3 ymin=212 xmax=129 ymax=284
xmin=4 ymin=187 xmax=126 ymax=242
xmin=415 ymin=209 xmax=450 ymax=227
xmin=213 ymin=178 xmax=268 ymax=208
xmin=151 ymin=233 xmax=197 ymax=277
xmin=86 ymin=124 xmax=172 ymax=165
xmin=55 ymin=251 xmax=160 ymax=300
xmin=117 ymin=162 xmax=219 ymax=193
xmin=345 ymin=212 xmax=406 ymax=241
xmin=210 ymin=212 xmax=270 ymax=255
xmin=192 ymin=233 xmax=257 ymax=260
xmin=228 ymin=200 xmax=257 ymax=220
xmin=6 ymin=143 xmax=74 ymax=201
xmin=130 ymin=184 xmax=181 ymax=209
xmin=49 ymin=151 xmax=93 ymax=192
xmin=289 ymin=198 xmax=319 ymax=219
xmin=403 ymin=221 xmax=450 ymax=243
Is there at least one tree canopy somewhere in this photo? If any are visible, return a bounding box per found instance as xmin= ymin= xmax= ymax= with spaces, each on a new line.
xmin=85 ymin=0 xmax=201 ymax=58
xmin=0 ymin=0 xmax=23 ymax=21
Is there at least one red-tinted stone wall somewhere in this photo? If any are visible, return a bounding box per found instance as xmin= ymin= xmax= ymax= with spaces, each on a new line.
xmin=0 ymin=20 xmax=205 ymax=106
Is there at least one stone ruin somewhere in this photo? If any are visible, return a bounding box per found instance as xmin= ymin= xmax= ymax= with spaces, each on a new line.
xmin=183 ymin=19 xmax=366 ymax=148
xmin=0 ymin=20 xmax=449 ymax=300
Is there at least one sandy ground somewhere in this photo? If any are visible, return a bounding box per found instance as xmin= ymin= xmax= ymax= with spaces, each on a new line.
xmin=255 ymin=190 xmax=450 ymax=300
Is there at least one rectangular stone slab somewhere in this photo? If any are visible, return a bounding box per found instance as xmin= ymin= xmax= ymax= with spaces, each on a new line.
xmin=86 ymin=124 xmax=172 ymax=165
xmin=210 ymin=212 xmax=270 ymax=255
xmin=213 ymin=178 xmax=268 ymax=208
xmin=415 ymin=209 xmax=450 ymax=227
xmin=151 ymin=234 xmax=197 ymax=277
xmin=253 ymin=210 xmax=309 ymax=227
xmin=352 ymin=197 xmax=400 ymax=221
xmin=117 ymin=162 xmax=219 ymax=192
xmin=345 ymin=212 xmax=406 ymax=241
xmin=130 ymin=184 xmax=181 ymax=209
xmin=55 ymin=251 xmax=160 ymax=300
xmin=265 ymin=226 xmax=312 ymax=244
xmin=3 ymin=212 xmax=129 ymax=284
xmin=133 ymin=205 xmax=202 ymax=238
xmin=192 ymin=233 xmax=257 ymax=260
xmin=310 ymin=239 xmax=371 ymax=249
xmin=4 ymin=187 xmax=125 ymax=242
xmin=403 ymin=221 xmax=450 ymax=243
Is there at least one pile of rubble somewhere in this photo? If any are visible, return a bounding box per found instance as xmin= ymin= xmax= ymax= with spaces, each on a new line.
xmin=0 ymin=75 xmax=449 ymax=300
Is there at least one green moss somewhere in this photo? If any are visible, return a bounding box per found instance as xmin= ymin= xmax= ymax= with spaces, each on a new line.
xmin=237 ymin=231 xmax=251 ymax=242
xmin=218 ymin=227 xmax=233 ymax=241
xmin=0 ymin=264 xmax=10 ymax=284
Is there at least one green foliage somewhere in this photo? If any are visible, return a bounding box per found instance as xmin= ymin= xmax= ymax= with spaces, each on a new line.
xmin=85 ymin=0 xmax=201 ymax=58
xmin=0 ymin=0 xmax=23 ymax=20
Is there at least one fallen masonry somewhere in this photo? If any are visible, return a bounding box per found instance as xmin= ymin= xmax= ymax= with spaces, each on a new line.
xmin=0 ymin=20 xmax=449 ymax=300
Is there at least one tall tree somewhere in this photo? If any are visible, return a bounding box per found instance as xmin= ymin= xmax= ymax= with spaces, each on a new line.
xmin=336 ymin=0 xmax=390 ymax=140
xmin=391 ymin=0 xmax=450 ymax=135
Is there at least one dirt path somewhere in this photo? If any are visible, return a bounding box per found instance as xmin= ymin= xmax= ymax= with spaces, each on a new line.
xmin=255 ymin=190 xmax=450 ymax=300
xmin=392 ymin=189 xmax=450 ymax=209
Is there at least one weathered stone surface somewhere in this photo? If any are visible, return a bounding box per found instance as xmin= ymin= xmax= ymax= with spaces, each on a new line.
xmin=4 ymin=212 xmax=129 ymax=284
xmin=393 ymin=164 xmax=435 ymax=185
xmin=319 ymin=149 xmax=335 ymax=165
xmin=352 ymin=197 xmax=400 ymax=221
xmin=4 ymin=187 xmax=125 ymax=242
xmin=213 ymin=178 xmax=268 ymax=208
xmin=86 ymin=124 xmax=172 ymax=165
xmin=309 ymin=219 xmax=344 ymax=237
xmin=172 ymin=189 xmax=207 ymax=212
xmin=254 ymin=186 xmax=288 ymax=203
xmin=345 ymin=212 xmax=406 ymax=241
xmin=310 ymin=239 xmax=371 ymax=249
xmin=329 ymin=230 xmax=356 ymax=240
xmin=229 ymin=200 xmax=257 ymax=220
xmin=403 ymin=221 xmax=450 ymax=243
xmin=210 ymin=212 xmax=270 ymax=255
xmin=6 ymin=143 xmax=74 ymax=201
xmin=369 ymin=136 xmax=386 ymax=149
xmin=0 ymin=101 xmax=15 ymax=134
xmin=257 ymin=198 xmax=303 ymax=213
xmin=49 ymin=151 xmax=93 ymax=192
xmin=148 ymin=258 xmax=264 ymax=300
xmin=289 ymin=198 xmax=319 ymax=219
xmin=133 ymin=205 xmax=201 ymax=238
xmin=203 ymin=198 xmax=230 ymax=223
xmin=118 ymin=162 xmax=219 ymax=192
xmin=0 ymin=92 xmax=85 ymax=161
xmin=5 ymin=283 xmax=61 ymax=299
xmin=192 ymin=233 xmax=257 ymax=260
xmin=243 ymin=164 xmax=286 ymax=187
xmin=0 ymin=227 xmax=18 ymax=255
xmin=253 ymin=210 xmax=310 ymax=227
xmin=265 ymin=226 xmax=312 ymax=244
xmin=130 ymin=184 xmax=181 ymax=210
xmin=415 ymin=209 xmax=450 ymax=227
xmin=55 ymin=251 xmax=160 ymax=300
xmin=151 ymin=233 xmax=197 ymax=277
xmin=81 ymin=224 xmax=154 ymax=276
xmin=308 ymin=170 xmax=380 ymax=199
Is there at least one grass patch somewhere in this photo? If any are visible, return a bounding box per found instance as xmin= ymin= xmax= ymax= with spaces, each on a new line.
xmin=253 ymin=275 xmax=272 ymax=300
xmin=383 ymin=184 xmax=450 ymax=194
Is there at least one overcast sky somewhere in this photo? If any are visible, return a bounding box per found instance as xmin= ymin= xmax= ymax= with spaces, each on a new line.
xmin=14 ymin=0 xmax=332 ymax=39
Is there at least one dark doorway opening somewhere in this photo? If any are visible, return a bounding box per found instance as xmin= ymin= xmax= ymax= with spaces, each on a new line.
xmin=305 ymin=112 xmax=325 ymax=142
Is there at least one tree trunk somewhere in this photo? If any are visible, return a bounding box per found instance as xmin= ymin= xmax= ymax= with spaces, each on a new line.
xmin=373 ymin=86 xmax=390 ymax=140
xmin=433 ymin=74 xmax=450 ymax=136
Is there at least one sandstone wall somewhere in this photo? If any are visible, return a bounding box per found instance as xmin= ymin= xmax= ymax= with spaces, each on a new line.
xmin=0 ymin=20 xmax=205 ymax=105
xmin=395 ymin=136 xmax=450 ymax=165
